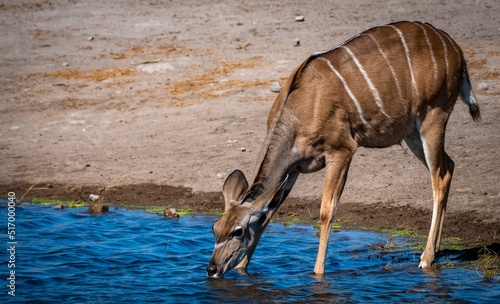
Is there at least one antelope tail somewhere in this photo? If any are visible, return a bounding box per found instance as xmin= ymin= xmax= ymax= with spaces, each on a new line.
xmin=460 ymin=65 xmax=481 ymax=122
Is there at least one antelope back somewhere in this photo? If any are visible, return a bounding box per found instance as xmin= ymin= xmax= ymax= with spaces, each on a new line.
xmin=273 ymin=21 xmax=468 ymax=148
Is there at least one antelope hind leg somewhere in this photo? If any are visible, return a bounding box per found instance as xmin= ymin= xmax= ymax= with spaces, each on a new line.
xmin=417 ymin=117 xmax=454 ymax=268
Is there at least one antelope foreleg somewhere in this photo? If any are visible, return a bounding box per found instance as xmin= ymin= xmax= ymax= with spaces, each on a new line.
xmin=314 ymin=150 xmax=353 ymax=275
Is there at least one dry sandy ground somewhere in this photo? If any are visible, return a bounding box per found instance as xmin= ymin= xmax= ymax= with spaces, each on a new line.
xmin=1 ymin=1 xmax=499 ymax=246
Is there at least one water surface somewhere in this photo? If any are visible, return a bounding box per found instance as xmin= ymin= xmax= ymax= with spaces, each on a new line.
xmin=1 ymin=203 xmax=498 ymax=303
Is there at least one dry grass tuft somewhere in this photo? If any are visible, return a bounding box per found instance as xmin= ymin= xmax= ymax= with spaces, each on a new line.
xmin=476 ymin=245 xmax=500 ymax=281
xmin=38 ymin=67 xmax=137 ymax=82
xmin=168 ymin=56 xmax=272 ymax=97
xmin=111 ymin=44 xmax=188 ymax=60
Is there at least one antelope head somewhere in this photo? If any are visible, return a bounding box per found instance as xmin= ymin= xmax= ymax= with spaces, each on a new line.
xmin=206 ymin=170 xmax=287 ymax=278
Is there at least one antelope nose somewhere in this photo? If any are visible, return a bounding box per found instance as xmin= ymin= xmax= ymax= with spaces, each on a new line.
xmin=206 ymin=265 xmax=218 ymax=277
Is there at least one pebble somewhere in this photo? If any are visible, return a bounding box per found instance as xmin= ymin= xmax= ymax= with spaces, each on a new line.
xmin=89 ymin=194 xmax=100 ymax=202
xmin=217 ymin=173 xmax=225 ymax=180
xmin=87 ymin=35 xmax=95 ymax=41
xmin=240 ymin=147 xmax=246 ymax=152
xmin=293 ymin=38 xmax=300 ymax=47
xmin=295 ymin=15 xmax=305 ymax=22
xmin=53 ymin=204 xmax=65 ymax=209
xmin=270 ymin=82 xmax=282 ymax=93
xmin=136 ymin=62 xmax=175 ymax=74
xmin=88 ymin=203 xmax=109 ymax=215
xmin=477 ymin=82 xmax=489 ymax=91
xmin=226 ymin=139 xmax=238 ymax=147
xmin=164 ymin=208 xmax=179 ymax=219
xmin=62 ymin=62 xmax=69 ymax=67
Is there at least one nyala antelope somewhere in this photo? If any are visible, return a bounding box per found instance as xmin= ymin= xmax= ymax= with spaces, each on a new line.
xmin=207 ymin=21 xmax=480 ymax=278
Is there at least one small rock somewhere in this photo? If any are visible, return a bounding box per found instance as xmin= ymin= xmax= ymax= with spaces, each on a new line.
xmin=87 ymin=35 xmax=95 ymax=41
xmin=62 ymin=62 xmax=69 ymax=67
xmin=295 ymin=16 xmax=305 ymax=22
xmin=136 ymin=62 xmax=175 ymax=74
xmin=240 ymin=147 xmax=246 ymax=152
xmin=164 ymin=208 xmax=179 ymax=219
xmin=89 ymin=194 xmax=100 ymax=202
xmin=53 ymin=204 xmax=65 ymax=209
xmin=270 ymin=82 xmax=282 ymax=93
xmin=226 ymin=139 xmax=238 ymax=146
xmin=88 ymin=203 xmax=109 ymax=215
xmin=217 ymin=173 xmax=225 ymax=180
xmin=477 ymin=82 xmax=489 ymax=91
xmin=293 ymin=38 xmax=300 ymax=47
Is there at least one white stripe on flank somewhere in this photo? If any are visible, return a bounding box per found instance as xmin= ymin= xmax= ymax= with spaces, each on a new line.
xmin=441 ymin=31 xmax=461 ymax=66
xmin=317 ymin=57 xmax=368 ymax=126
xmin=214 ymin=240 xmax=228 ymax=249
xmin=340 ymin=45 xmax=390 ymax=118
xmin=389 ymin=25 xmax=417 ymax=93
xmin=364 ymin=33 xmax=402 ymax=100
xmin=416 ymin=23 xmax=438 ymax=81
xmin=427 ymin=25 xmax=449 ymax=77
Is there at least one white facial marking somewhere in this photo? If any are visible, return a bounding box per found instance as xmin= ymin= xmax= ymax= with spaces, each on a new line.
xmin=341 ymin=45 xmax=389 ymax=118
xmin=214 ymin=240 xmax=228 ymax=249
xmin=317 ymin=57 xmax=368 ymax=126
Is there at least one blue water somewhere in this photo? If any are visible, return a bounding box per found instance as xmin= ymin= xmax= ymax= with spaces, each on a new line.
xmin=1 ymin=203 xmax=498 ymax=303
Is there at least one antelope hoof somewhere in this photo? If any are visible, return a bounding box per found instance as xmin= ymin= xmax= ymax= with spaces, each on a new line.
xmin=418 ymin=260 xmax=430 ymax=268
xmin=313 ymin=265 xmax=326 ymax=276
xmin=418 ymin=251 xmax=435 ymax=268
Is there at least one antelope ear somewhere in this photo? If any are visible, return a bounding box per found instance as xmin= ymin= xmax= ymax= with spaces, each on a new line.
xmin=251 ymin=175 xmax=289 ymax=214
xmin=222 ymin=170 xmax=249 ymax=210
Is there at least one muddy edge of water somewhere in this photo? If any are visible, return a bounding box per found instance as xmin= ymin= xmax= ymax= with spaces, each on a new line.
xmin=2 ymin=182 xmax=498 ymax=249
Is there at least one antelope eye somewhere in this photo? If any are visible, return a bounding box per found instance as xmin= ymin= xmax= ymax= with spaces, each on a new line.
xmin=232 ymin=227 xmax=243 ymax=237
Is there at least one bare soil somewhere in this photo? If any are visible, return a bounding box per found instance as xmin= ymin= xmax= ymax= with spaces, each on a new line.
xmin=1 ymin=1 xmax=499 ymax=248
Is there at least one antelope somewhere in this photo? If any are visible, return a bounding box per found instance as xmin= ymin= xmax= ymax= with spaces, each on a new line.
xmin=206 ymin=21 xmax=480 ymax=278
